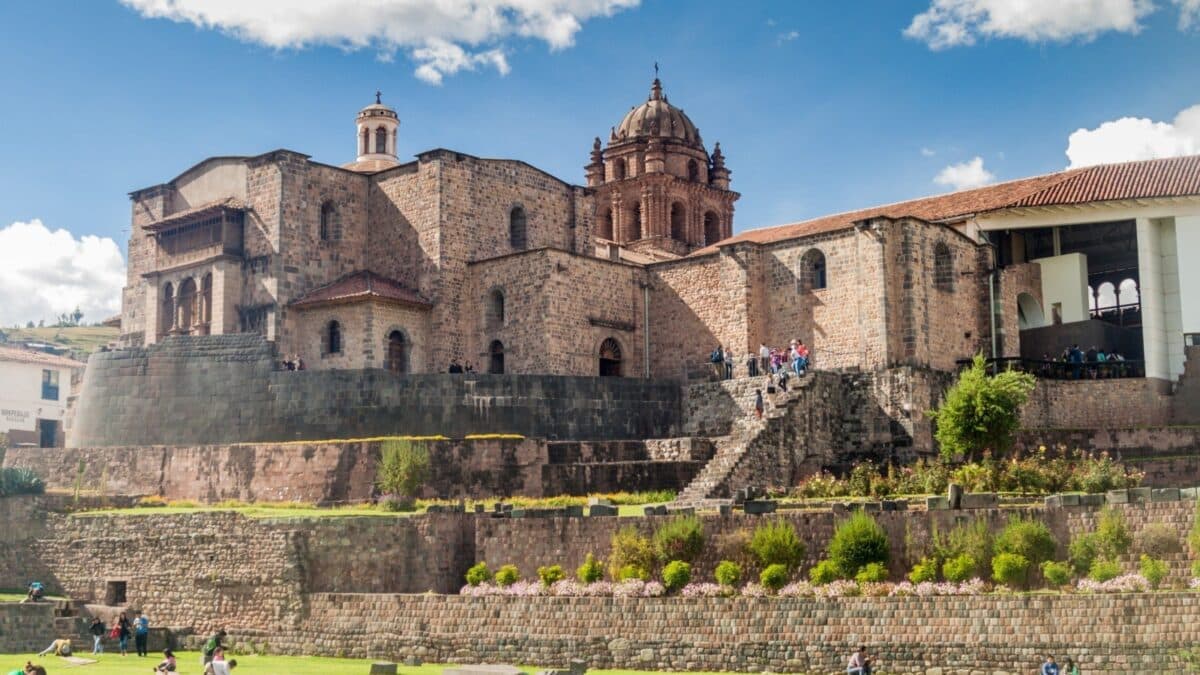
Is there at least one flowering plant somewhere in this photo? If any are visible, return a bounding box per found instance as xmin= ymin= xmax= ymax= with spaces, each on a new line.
xmin=1076 ymin=574 xmax=1150 ymax=593
xmin=777 ymin=581 xmax=816 ymax=597
xmin=680 ymin=583 xmax=732 ymax=598
xmin=740 ymin=583 xmax=769 ymax=597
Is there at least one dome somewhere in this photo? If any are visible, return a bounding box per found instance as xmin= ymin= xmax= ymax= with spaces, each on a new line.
xmin=613 ymin=79 xmax=702 ymax=147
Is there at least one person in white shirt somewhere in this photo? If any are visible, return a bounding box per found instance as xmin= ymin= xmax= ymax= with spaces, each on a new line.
xmin=847 ymin=646 xmax=865 ymax=675
xmin=204 ymin=658 xmax=238 ymax=675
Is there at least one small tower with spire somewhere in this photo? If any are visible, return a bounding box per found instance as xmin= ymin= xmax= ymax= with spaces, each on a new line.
xmin=353 ymin=91 xmax=400 ymax=167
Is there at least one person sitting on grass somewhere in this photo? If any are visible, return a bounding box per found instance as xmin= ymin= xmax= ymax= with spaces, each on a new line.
xmin=7 ymin=663 xmax=46 ymax=675
xmin=155 ymin=648 xmax=177 ymax=673
xmin=204 ymin=658 xmax=238 ymax=675
xmin=35 ymin=638 xmax=71 ymax=657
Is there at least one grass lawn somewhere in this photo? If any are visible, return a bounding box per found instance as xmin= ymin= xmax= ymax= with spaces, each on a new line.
xmin=0 ymin=655 xmax=745 ymax=675
xmin=0 ymin=592 xmax=65 ymax=604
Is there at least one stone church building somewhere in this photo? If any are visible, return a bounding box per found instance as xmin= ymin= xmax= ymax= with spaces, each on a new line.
xmin=119 ymin=80 xmax=1200 ymax=384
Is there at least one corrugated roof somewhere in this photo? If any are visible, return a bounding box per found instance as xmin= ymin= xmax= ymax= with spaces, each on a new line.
xmin=290 ymin=271 xmax=432 ymax=310
xmin=0 ymin=345 xmax=86 ymax=369
xmin=694 ymin=155 xmax=1200 ymax=255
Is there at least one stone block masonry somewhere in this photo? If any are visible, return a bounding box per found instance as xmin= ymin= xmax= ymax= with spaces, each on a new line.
xmin=260 ymin=593 xmax=1200 ymax=674
xmin=68 ymin=335 xmax=682 ymax=447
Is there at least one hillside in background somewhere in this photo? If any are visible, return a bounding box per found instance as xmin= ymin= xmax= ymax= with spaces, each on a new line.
xmin=1 ymin=325 xmax=119 ymax=357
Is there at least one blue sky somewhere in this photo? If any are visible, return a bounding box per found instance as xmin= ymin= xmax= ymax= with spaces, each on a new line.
xmin=0 ymin=0 xmax=1198 ymax=325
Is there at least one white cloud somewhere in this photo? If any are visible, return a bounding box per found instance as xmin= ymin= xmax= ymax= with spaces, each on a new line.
xmin=905 ymin=0 xmax=1155 ymax=49
xmin=1065 ymin=103 xmax=1200 ymax=167
xmin=776 ymin=30 xmax=800 ymax=45
xmin=934 ymin=156 xmax=995 ymax=191
xmin=921 ymin=147 xmax=937 ymax=157
xmin=121 ymin=0 xmax=639 ymax=84
xmin=0 ymin=220 xmax=125 ymax=327
xmin=1176 ymin=0 xmax=1200 ymax=28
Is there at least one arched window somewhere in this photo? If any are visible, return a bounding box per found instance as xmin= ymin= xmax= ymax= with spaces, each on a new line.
xmin=1088 ymin=285 xmax=1097 ymax=311
xmin=319 ymin=201 xmax=335 ymax=242
xmin=933 ymin=242 xmax=954 ymax=291
xmin=687 ymin=159 xmax=699 ymax=182
xmin=326 ymin=320 xmax=342 ymax=355
xmin=160 ymin=282 xmax=175 ymax=336
xmin=375 ymin=127 xmax=388 ymax=154
xmin=613 ymin=158 xmax=626 ymax=181
xmin=360 ymin=128 xmax=369 ymax=156
xmin=385 ymin=330 xmax=408 ymax=374
xmin=489 ymin=340 xmax=505 ymax=374
xmin=670 ymin=202 xmax=686 ymax=240
xmin=177 ymin=277 xmax=197 ymax=333
xmin=597 ymin=207 xmax=614 ymax=240
xmin=1118 ymin=278 xmax=1139 ymax=306
xmin=200 ymin=273 xmax=213 ymax=331
xmin=630 ymin=202 xmax=643 ymax=240
xmin=1096 ymin=281 xmax=1117 ymax=310
xmin=509 ymin=206 xmax=527 ymax=250
xmin=599 ymin=337 xmax=623 ymax=377
xmin=799 ymin=249 xmax=827 ymax=291
xmin=703 ymin=211 xmax=720 ymax=245
xmin=488 ymin=289 xmax=505 ymax=327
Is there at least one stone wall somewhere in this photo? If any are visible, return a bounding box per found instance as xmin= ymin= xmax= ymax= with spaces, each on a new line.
xmin=6 ymin=437 xmax=702 ymax=503
xmin=4 ymin=497 xmax=1199 ymax=672
xmin=0 ymin=603 xmax=59 ymax=654
xmin=267 ymin=592 xmax=1200 ymax=674
xmin=1014 ymin=427 xmax=1200 ymax=487
xmin=68 ymin=335 xmax=682 ymax=447
xmin=1021 ymin=377 xmax=1175 ymax=429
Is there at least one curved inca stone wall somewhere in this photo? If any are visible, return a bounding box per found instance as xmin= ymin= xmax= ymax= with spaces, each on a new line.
xmin=69 ymin=335 xmax=682 ymax=447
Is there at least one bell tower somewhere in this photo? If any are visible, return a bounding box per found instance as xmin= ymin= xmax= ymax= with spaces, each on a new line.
xmin=586 ymin=77 xmax=739 ymax=256
xmin=345 ymin=92 xmax=400 ymax=172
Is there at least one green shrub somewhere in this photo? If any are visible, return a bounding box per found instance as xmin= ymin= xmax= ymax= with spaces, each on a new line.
xmin=749 ymin=520 xmax=806 ymax=571
xmin=991 ymin=552 xmax=1030 ymax=587
xmin=0 ymin=467 xmax=45 ymax=497
xmin=1041 ymin=560 xmax=1072 ymax=586
xmin=608 ymin=526 xmax=656 ymax=580
xmin=465 ymin=562 xmax=492 ymax=586
xmin=827 ymin=511 xmax=889 ymax=577
xmin=930 ymin=353 xmax=1036 ymax=459
xmin=1191 ymin=559 xmax=1200 ymax=579
xmin=537 ymin=564 xmax=566 ymax=587
xmin=616 ymin=564 xmax=650 ymax=582
xmin=907 ymin=558 xmax=938 ymax=584
xmin=1139 ymin=555 xmax=1169 ymax=589
xmin=942 ymin=554 xmax=977 ymax=583
xmin=994 ymin=516 xmax=1057 ymax=567
xmin=1068 ymin=533 xmax=1100 ymax=576
xmin=1190 ymin=499 xmax=1200 ymax=559
xmin=375 ymin=440 xmax=430 ymax=505
xmin=653 ymin=516 xmax=705 ymax=563
xmin=760 ymin=563 xmax=790 ymax=591
xmin=577 ymin=553 xmax=604 ymax=584
xmin=135 ymin=495 xmax=168 ymax=508
xmin=494 ymin=564 xmax=520 ymax=587
xmin=808 ymin=559 xmax=843 ymax=585
xmin=1138 ymin=523 xmax=1182 ymax=557
xmin=855 ymin=562 xmax=888 ymax=583
xmin=930 ymin=518 xmax=991 ymax=579
xmin=1087 ymin=559 xmax=1122 ymax=583
xmin=1095 ymin=507 xmax=1132 ymax=559
xmin=661 ymin=560 xmax=692 ymax=592
xmin=714 ymin=560 xmax=743 ymax=587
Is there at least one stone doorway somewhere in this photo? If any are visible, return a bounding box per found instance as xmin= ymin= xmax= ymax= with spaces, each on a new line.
xmin=489 ymin=340 xmax=505 ymax=374
xmin=598 ymin=338 xmax=622 ymax=377
xmin=385 ymin=330 xmax=408 ymax=374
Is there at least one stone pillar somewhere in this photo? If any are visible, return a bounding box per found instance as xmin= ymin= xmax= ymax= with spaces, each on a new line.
xmin=144 ymin=281 xmax=160 ymax=346
xmin=1137 ymin=217 xmax=1169 ymax=380
xmin=1176 ymin=215 xmax=1200 ymax=338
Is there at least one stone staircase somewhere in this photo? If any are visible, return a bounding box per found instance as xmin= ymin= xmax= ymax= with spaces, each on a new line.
xmin=672 ymin=376 xmax=811 ymax=508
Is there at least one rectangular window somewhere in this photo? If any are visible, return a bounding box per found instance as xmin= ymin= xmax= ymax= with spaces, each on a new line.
xmin=41 ymin=369 xmax=60 ymax=401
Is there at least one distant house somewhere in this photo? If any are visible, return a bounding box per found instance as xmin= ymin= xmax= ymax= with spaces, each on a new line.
xmin=0 ymin=345 xmax=86 ymax=447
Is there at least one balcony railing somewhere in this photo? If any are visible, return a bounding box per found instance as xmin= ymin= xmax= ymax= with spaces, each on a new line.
xmin=955 ymin=357 xmax=1145 ymax=380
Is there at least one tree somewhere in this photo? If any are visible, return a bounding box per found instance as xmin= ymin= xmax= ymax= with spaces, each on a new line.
xmin=930 ymin=354 xmax=1036 ymax=459
xmin=375 ymin=439 xmax=430 ymax=507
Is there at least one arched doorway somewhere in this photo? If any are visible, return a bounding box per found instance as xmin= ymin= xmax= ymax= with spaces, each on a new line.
xmin=385 ymin=330 xmax=409 ymax=374
xmin=1017 ymin=293 xmax=1046 ymax=330
xmin=599 ymin=338 xmax=622 ymax=377
xmin=176 ymin=278 xmax=197 ymax=334
xmin=489 ymin=340 xmax=505 ymax=374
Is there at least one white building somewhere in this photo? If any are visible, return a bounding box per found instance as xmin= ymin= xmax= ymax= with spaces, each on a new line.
xmin=0 ymin=345 xmax=85 ymax=447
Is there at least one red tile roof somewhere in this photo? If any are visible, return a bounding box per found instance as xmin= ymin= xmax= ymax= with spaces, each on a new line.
xmin=0 ymin=345 xmax=86 ymax=369
xmin=290 ymin=271 xmax=431 ymax=310
xmin=695 ymin=155 xmax=1200 ymax=255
